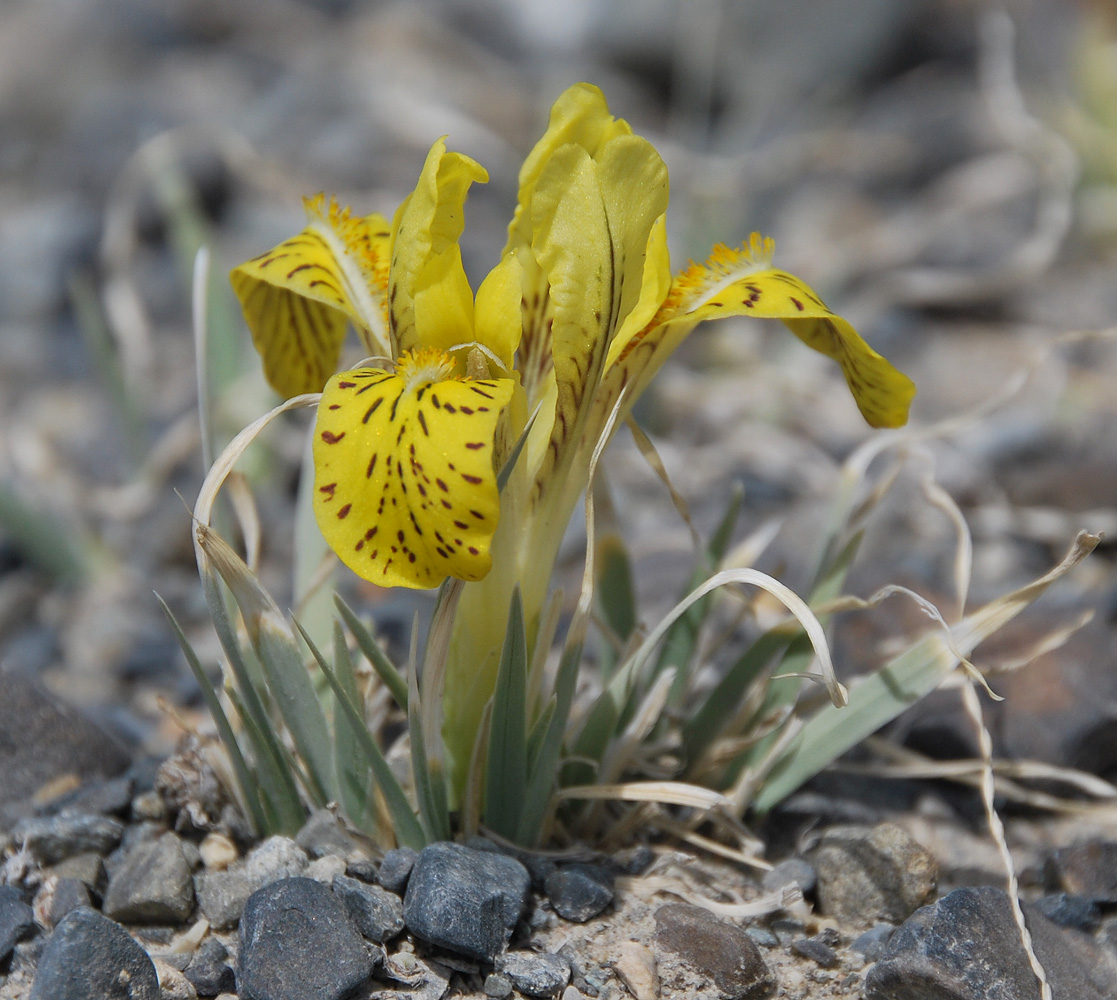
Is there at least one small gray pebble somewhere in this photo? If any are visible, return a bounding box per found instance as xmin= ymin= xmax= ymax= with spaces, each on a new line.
xmin=497 ymin=951 xmax=572 ymax=997
xmin=0 ymin=885 xmax=34 ymax=963
xmin=102 ymin=832 xmax=195 ymax=923
xmin=745 ymin=926 xmax=779 ymax=948
xmin=791 ymin=935 xmax=839 ymax=968
xmin=377 ymin=846 xmax=419 ymax=894
xmin=11 ymin=813 xmax=123 ymax=865
xmin=545 ymin=864 xmax=614 ymax=923
xmin=295 ymin=808 xmax=365 ymax=860
xmin=184 ymin=936 xmax=236 ymax=996
xmin=851 ymin=923 xmax=895 ymax=960
xmin=1035 ymin=892 xmax=1101 ymax=933
xmin=47 ymin=878 xmax=90 ymax=927
xmin=333 ymin=874 xmax=404 ymax=942
xmin=761 ymin=858 xmax=817 ymax=895
xmin=484 ymin=972 xmax=514 ymax=998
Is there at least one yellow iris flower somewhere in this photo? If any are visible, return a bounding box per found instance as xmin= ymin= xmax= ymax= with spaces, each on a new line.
xmin=231 ymin=83 xmax=915 ymax=789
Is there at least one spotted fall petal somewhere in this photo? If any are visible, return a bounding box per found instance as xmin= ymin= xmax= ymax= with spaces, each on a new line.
xmin=313 ymin=349 xmax=514 ymax=589
xmin=390 ymin=140 xmax=488 ymax=357
xmin=230 ymin=196 xmax=392 ymax=397
xmin=609 ymin=237 xmax=917 ymax=429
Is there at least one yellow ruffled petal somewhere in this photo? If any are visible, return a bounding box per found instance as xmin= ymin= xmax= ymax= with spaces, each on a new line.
xmin=391 ymin=140 xmax=487 ymax=356
xmin=313 ymin=349 xmax=515 ymax=589
xmin=504 ymin=83 xmax=632 ymax=256
xmin=230 ymin=195 xmax=392 ymax=397
xmin=617 ymin=237 xmax=916 ymax=428
xmin=528 ymin=133 xmax=669 ymax=491
xmin=473 ymin=251 xmax=523 ymax=374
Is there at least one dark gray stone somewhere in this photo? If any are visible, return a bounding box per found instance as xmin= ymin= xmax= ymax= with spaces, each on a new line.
xmin=403 ymin=842 xmax=530 ymax=961
xmin=29 ymin=906 xmax=159 ymax=1000
xmin=41 ymin=775 xmax=134 ymax=818
xmin=544 ymin=863 xmax=614 ymax=923
xmin=864 ymin=886 xmax=1117 ymax=1000
xmin=0 ymin=670 xmax=130 ymax=823
xmin=102 ymin=832 xmax=195 ymax=923
xmin=377 ymin=846 xmax=419 ymax=893
xmin=333 ymin=873 xmax=404 ymax=942
xmin=483 ymin=971 xmax=513 ymax=997
xmin=183 ymin=937 xmax=235 ymax=996
xmin=47 ymin=877 xmax=91 ymax=927
xmin=654 ymin=903 xmax=776 ymax=1000
xmin=790 ymin=935 xmax=839 ymax=968
xmin=48 ymin=851 xmax=108 ymax=898
xmin=496 ymin=951 xmax=571 ymax=997
xmin=1034 ymin=892 xmax=1101 ymax=933
xmin=0 ymin=885 xmax=34 ymax=962
xmin=295 ymin=808 xmax=365 ymax=860
xmin=1049 ymin=841 xmax=1117 ymax=902
xmin=11 ymin=812 xmax=124 ymax=865
xmin=237 ymin=877 xmax=373 ymax=1000
xmin=810 ymin=823 xmax=937 ymax=928
xmin=851 ymin=923 xmax=895 ymax=961
xmin=761 ymin=858 xmax=817 ymax=896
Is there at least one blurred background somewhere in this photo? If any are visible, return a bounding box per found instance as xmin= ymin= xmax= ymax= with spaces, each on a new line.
xmin=1 ymin=0 xmax=1116 ymax=785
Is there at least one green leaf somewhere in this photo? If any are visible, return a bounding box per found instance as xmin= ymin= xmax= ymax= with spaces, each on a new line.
xmin=408 ymin=657 xmax=451 ymax=843
xmin=594 ymin=531 xmax=637 ymax=677
xmin=157 ymin=595 xmax=267 ymax=835
xmin=294 ymin=620 xmax=427 ymax=849
xmin=483 ymin=588 xmax=528 ymax=840
xmin=334 ymin=595 xmax=409 ymax=710
xmin=518 ymin=635 xmax=582 ymax=845
xmin=331 ymin=620 xmax=373 ymax=828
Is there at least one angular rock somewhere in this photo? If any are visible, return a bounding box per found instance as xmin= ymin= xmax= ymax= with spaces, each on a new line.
xmin=1049 ymin=840 xmax=1117 ymax=903
xmin=544 ymin=864 xmax=614 ymax=923
xmin=654 ymin=903 xmax=776 ymax=1000
xmin=0 ymin=669 xmax=130 ymax=823
xmin=403 ymin=842 xmax=530 ymax=961
xmin=1034 ymin=892 xmax=1101 ymax=933
xmin=46 ymin=877 xmax=92 ymax=927
xmin=810 ymin=822 xmax=937 ymax=927
xmin=295 ymin=808 xmax=365 ymax=860
xmin=153 ymin=958 xmax=197 ymax=1000
xmin=377 ymin=846 xmax=419 ymax=894
xmin=48 ymin=851 xmax=108 ymax=897
xmin=864 ymin=885 xmax=1117 ymax=1000
xmin=193 ymin=865 xmax=253 ymax=930
xmin=237 ymin=877 xmax=373 ymax=1000
xmin=102 ymin=832 xmax=195 ymax=923
xmin=333 ymin=873 xmax=404 ymax=942
xmin=497 ymin=951 xmax=571 ymax=997
xmin=30 ymin=906 xmax=160 ymax=1000
xmin=790 ymin=935 xmax=839 ymax=968
xmin=613 ymin=940 xmax=658 ymax=1000
xmin=0 ymin=884 xmax=34 ymax=962
xmin=242 ymin=835 xmax=309 ymax=886
xmin=851 ymin=923 xmax=895 ymax=961
xmin=11 ymin=812 xmax=123 ymax=865
xmin=183 ymin=937 xmax=235 ymax=996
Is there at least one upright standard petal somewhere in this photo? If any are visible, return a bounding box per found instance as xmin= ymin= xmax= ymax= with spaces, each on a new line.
xmin=611 ymin=237 xmax=916 ymax=429
xmin=313 ymin=349 xmax=514 ymax=589
xmin=230 ymin=196 xmax=392 ymax=397
xmin=390 ymin=140 xmax=487 ymax=356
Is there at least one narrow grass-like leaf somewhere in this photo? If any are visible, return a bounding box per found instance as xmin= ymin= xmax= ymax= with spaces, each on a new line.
xmin=483 ymin=588 xmax=529 ymax=840
xmin=200 ymin=525 xmax=336 ymax=806
xmin=331 ymin=620 xmax=373 ymax=827
xmin=408 ymin=654 xmax=451 ymax=842
xmin=594 ymin=531 xmax=637 ymax=678
xmin=749 ymin=532 xmax=1100 ymax=813
xmin=294 ymin=620 xmax=426 ymax=849
xmin=157 ymin=595 xmax=267 ymax=835
xmin=334 ymin=594 xmax=408 ymax=710
xmin=658 ymin=484 xmax=743 ymax=706
xmin=518 ymin=635 xmax=583 ymax=845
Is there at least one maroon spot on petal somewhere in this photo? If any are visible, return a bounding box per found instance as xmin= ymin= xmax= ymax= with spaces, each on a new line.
xmin=444 ymin=403 xmax=456 ymax=414
xmin=790 ymin=296 xmax=804 ymax=311
xmin=454 ymin=520 xmax=469 ymax=530
xmin=470 ymin=509 xmax=485 ymax=520
xmin=328 ymin=404 xmax=341 ymax=410
xmin=462 ymin=473 xmax=483 ymax=485
xmin=370 ymin=549 xmax=378 ymax=559
xmin=366 ymin=454 xmax=378 ymax=478
xmin=321 ymin=430 xmax=345 ymax=444
xmin=355 ymin=540 xmax=364 ymax=551
xmin=436 ymin=547 xmax=447 ymax=558
xmin=338 ymin=380 xmax=356 ymax=388
xmin=468 ymin=546 xmax=479 ymax=556
xmin=408 ymin=553 xmax=416 ymax=563
xmin=418 ymin=411 xmax=429 ymax=436
xmin=365 ymin=527 xmax=378 ymax=540
xmin=465 ymin=442 xmax=484 ymax=450
xmin=441 ymin=499 xmax=452 ymax=509
xmin=362 ymin=397 xmax=384 ymax=423
xmin=396 ymin=529 xmax=405 ymax=543
xmin=436 ymin=478 xmax=449 ymax=492
xmin=319 ymin=483 xmax=337 ymax=499
xmin=431 ymin=394 xmax=441 ymax=408
xmin=460 ymin=406 xmax=474 ymax=415
xmin=337 ymin=503 xmax=352 ymax=519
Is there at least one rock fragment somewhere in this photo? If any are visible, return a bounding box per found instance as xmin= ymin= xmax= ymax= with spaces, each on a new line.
xmin=544 ymin=863 xmax=614 ymax=922
xmin=102 ymin=831 xmax=195 ymax=923
xmin=333 ymin=873 xmax=404 ymax=942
